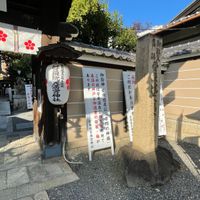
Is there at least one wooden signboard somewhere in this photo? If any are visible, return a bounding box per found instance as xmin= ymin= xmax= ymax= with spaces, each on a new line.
xmin=82 ymin=67 xmax=114 ymax=161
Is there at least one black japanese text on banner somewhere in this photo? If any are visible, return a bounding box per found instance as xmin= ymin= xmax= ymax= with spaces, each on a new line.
xmin=123 ymin=71 xmax=135 ymax=142
xmin=46 ymin=63 xmax=70 ymax=105
xmin=82 ymin=67 xmax=114 ymax=161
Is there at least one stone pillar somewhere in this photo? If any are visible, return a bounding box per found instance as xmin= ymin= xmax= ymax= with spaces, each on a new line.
xmin=119 ymin=34 xmax=180 ymax=186
xmin=133 ymin=34 xmax=162 ymax=157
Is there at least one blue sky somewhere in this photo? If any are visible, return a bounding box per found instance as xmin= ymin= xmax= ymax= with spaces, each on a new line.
xmin=108 ymin=0 xmax=194 ymax=27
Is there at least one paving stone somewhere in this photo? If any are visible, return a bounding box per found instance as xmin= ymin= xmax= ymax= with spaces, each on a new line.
xmin=7 ymin=167 xmax=30 ymax=188
xmin=44 ymin=163 xmax=64 ymax=177
xmin=16 ymin=122 xmax=33 ymax=131
xmin=34 ymin=191 xmax=49 ymax=200
xmin=0 ymin=186 xmax=17 ymax=200
xmin=0 ymin=135 xmax=7 ymax=148
xmin=0 ymin=153 xmax=4 ymax=166
xmin=28 ymin=164 xmax=47 ymax=182
xmin=17 ymin=197 xmax=33 ymax=200
xmin=0 ymin=171 xmax=7 ymax=191
xmin=56 ymin=160 xmax=73 ymax=174
xmin=0 ymin=116 xmax=8 ymax=130
xmin=4 ymin=153 xmax=19 ymax=166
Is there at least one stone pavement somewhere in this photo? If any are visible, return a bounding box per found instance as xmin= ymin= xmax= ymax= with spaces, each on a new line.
xmin=0 ymin=111 xmax=79 ymax=200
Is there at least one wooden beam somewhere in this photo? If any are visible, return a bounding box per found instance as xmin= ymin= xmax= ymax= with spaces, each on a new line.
xmin=163 ymin=26 xmax=200 ymax=46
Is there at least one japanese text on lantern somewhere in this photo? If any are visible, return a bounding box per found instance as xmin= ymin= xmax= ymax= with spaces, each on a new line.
xmin=82 ymin=68 xmax=114 ymax=161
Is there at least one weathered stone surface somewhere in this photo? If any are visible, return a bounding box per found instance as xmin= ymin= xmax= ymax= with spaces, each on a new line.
xmin=0 ymin=171 xmax=7 ymax=190
xmin=118 ymin=144 xmax=180 ymax=187
xmin=44 ymin=163 xmax=64 ymax=177
xmin=16 ymin=122 xmax=33 ymax=131
xmin=133 ymin=34 xmax=162 ymax=154
xmin=0 ymin=116 xmax=8 ymax=130
xmin=0 ymin=117 xmax=79 ymax=200
xmin=34 ymin=191 xmax=49 ymax=200
xmin=17 ymin=197 xmax=33 ymax=200
xmin=7 ymin=167 xmax=30 ymax=188
xmin=28 ymin=164 xmax=47 ymax=182
xmin=0 ymin=101 xmax=11 ymax=115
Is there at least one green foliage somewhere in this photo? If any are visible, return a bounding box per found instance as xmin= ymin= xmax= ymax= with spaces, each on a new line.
xmin=71 ymin=3 xmax=111 ymax=47
xmin=2 ymin=52 xmax=32 ymax=81
xmin=68 ymin=0 xmax=137 ymax=52
xmin=68 ymin=0 xmax=100 ymax=22
xmin=112 ymin=28 xmax=137 ymax=52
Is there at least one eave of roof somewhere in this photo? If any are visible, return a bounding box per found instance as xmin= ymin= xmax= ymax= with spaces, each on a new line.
xmin=66 ymin=41 xmax=135 ymax=62
xmin=172 ymin=0 xmax=200 ymax=21
xmin=38 ymin=41 xmax=135 ymax=63
xmin=162 ymin=39 xmax=200 ymax=62
xmin=153 ymin=11 xmax=200 ymax=36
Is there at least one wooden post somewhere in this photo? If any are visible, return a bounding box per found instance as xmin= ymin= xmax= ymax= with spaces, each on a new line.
xmin=132 ymin=34 xmax=162 ymax=173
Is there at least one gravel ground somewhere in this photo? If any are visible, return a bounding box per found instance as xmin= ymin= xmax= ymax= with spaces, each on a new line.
xmin=48 ymin=140 xmax=200 ymax=200
xmin=179 ymin=142 xmax=200 ymax=169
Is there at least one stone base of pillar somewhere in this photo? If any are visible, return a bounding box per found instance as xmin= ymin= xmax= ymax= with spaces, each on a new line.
xmin=118 ymin=143 xmax=180 ymax=187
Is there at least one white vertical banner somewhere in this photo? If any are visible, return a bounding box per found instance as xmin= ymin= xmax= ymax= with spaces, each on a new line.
xmin=0 ymin=0 xmax=7 ymax=12
xmin=37 ymin=89 xmax=42 ymax=113
xmin=158 ymin=84 xmax=167 ymax=136
xmin=18 ymin=26 xmax=42 ymax=55
xmin=123 ymin=71 xmax=135 ymax=142
xmin=82 ymin=67 xmax=114 ymax=161
xmin=0 ymin=22 xmax=15 ymax=52
xmin=25 ymin=84 xmax=33 ymax=109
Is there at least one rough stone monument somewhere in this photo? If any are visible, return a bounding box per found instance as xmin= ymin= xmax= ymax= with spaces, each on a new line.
xmin=119 ymin=34 xmax=179 ymax=186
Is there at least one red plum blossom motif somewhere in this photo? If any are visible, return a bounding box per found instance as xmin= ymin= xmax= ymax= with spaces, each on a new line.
xmin=66 ymin=79 xmax=70 ymax=89
xmin=24 ymin=40 xmax=35 ymax=50
xmin=0 ymin=30 xmax=8 ymax=42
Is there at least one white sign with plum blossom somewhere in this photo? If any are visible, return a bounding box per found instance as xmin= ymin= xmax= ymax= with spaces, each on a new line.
xmin=0 ymin=22 xmax=41 ymax=54
xmin=0 ymin=22 xmax=14 ymax=52
xmin=82 ymin=67 xmax=114 ymax=161
xmin=123 ymin=71 xmax=135 ymax=142
xmin=18 ymin=26 xmax=41 ymax=55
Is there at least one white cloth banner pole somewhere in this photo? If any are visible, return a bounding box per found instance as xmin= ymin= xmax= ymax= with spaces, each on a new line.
xmin=25 ymin=84 xmax=33 ymax=109
xmin=82 ymin=67 xmax=114 ymax=161
xmin=0 ymin=0 xmax=7 ymax=12
xmin=158 ymin=83 xmax=167 ymax=136
xmin=123 ymin=71 xmax=135 ymax=142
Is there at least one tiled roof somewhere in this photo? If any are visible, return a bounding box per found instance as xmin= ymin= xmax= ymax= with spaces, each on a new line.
xmin=172 ymin=0 xmax=200 ymax=21
xmin=66 ymin=41 xmax=136 ymax=62
xmin=153 ymin=11 xmax=200 ymax=35
xmin=162 ymin=39 xmax=200 ymax=61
